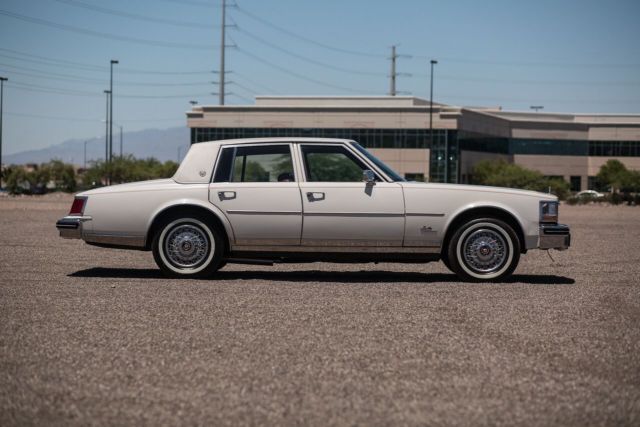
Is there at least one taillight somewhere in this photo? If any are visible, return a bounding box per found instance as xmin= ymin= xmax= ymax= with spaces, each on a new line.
xmin=69 ymin=197 xmax=87 ymax=216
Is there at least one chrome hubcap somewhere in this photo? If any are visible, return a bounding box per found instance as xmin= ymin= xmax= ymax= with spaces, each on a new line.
xmin=164 ymin=224 xmax=209 ymax=268
xmin=462 ymin=228 xmax=508 ymax=273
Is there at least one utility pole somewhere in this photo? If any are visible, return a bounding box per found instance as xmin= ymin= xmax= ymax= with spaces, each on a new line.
xmin=389 ymin=45 xmax=397 ymax=96
xmin=429 ymin=59 xmax=442 ymax=181
xmin=388 ymin=46 xmax=411 ymax=97
xmin=119 ymin=125 xmax=123 ymax=158
xmin=83 ymin=140 xmax=88 ymax=170
xmin=103 ymin=90 xmax=110 ymax=166
xmin=219 ymin=0 xmax=227 ymax=105
xmin=0 ymin=76 xmax=6 ymax=190
xmin=109 ymin=59 xmax=118 ymax=166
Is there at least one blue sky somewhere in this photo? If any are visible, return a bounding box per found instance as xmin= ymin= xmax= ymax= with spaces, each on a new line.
xmin=1 ymin=0 xmax=639 ymax=155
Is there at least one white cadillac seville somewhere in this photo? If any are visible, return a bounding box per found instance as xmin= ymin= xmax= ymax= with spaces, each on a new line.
xmin=57 ymin=138 xmax=570 ymax=281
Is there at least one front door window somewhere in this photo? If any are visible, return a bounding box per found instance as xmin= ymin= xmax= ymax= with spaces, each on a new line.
xmin=300 ymin=145 xmax=375 ymax=182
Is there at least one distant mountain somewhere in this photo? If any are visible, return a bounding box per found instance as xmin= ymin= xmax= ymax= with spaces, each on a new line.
xmin=4 ymin=127 xmax=190 ymax=166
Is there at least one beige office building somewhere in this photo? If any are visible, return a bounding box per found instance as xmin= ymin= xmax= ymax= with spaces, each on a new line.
xmin=186 ymin=96 xmax=640 ymax=190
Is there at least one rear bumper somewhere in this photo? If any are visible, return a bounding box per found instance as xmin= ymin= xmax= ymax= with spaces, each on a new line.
xmin=56 ymin=216 xmax=91 ymax=239
xmin=539 ymin=224 xmax=571 ymax=250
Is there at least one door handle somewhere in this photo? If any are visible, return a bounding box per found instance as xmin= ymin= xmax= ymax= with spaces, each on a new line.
xmin=306 ymin=192 xmax=325 ymax=201
xmin=218 ymin=191 xmax=236 ymax=201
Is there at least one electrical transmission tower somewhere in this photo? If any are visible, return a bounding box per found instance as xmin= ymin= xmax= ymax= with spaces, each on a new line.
xmin=218 ymin=0 xmax=236 ymax=105
xmin=388 ymin=45 xmax=411 ymax=96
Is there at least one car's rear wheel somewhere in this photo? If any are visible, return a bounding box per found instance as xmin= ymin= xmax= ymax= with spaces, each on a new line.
xmin=447 ymin=218 xmax=520 ymax=282
xmin=152 ymin=215 xmax=223 ymax=278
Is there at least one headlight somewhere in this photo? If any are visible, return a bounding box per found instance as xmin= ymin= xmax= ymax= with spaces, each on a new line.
xmin=540 ymin=201 xmax=559 ymax=223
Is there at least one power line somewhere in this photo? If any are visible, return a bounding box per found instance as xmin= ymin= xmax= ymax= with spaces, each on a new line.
xmin=236 ymin=48 xmax=379 ymax=94
xmin=235 ymin=27 xmax=385 ymax=77
xmin=419 ymin=74 xmax=640 ymax=87
xmin=233 ymin=71 xmax=279 ymax=94
xmin=6 ymin=111 xmax=185 ymax=123
xmin=0 ymin=64 xmax=213 ymax=87
xmin=5 ymin=81 xmax=210 ymax=99
xmin=157 ymin=0 xmax=220 ymax=7
xmin=0 ymin=9 xmax=216 ymax=50
xmin=52 ymin=0 xmax=216 ymax=29
xmin=0 ymin=49 xmax=214 ymax=75
xmin=413 ymin=55 xmax=640 ymax=69
xmin=234 ymin=5 xmax=386 ymax=58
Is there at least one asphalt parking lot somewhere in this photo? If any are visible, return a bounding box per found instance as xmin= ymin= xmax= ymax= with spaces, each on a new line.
xmin=1 ymin=194 xmax=639 ymax=426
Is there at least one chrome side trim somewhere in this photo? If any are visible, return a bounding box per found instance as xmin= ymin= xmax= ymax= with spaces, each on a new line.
xmin=231 ymin=244 xmax=439 ymax=253
xmin=235 ymin=238 xmax=302 ymax=245
xmin=405 ymin=213 xmax=445 ymax=217
xmin=304 ymin=212 xmax=404 ymax=217
xmin=227 ymin=210 xmax=302 ymax=215
xmin=302 ymin=239 xmax=402 ymax=247
xmin=525 ymin=235 xmax=538 ymax=250
xmin=84 ymin=233 xmax=146 ymax=248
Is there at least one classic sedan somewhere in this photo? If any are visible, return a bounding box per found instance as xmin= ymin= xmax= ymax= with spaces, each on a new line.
xmin=57 ymin=138 xmax=570 ymax=282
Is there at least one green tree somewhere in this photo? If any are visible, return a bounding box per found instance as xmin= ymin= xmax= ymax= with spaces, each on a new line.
xmin=471 ymin=159 xmax=570 ymax=199
xmin=4 ymin=166 xmax=30 ymax=194
xmin=46 ymin=160 xmax=76 ymax=192
xmin=596 ymin=159 xmax=630 ymax=192
xmin=81 ymin=156 xmax=179 ymax=188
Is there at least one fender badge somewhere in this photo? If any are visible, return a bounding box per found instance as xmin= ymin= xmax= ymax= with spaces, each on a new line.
xmin=199 ymin=170 xmax=206 ymax=177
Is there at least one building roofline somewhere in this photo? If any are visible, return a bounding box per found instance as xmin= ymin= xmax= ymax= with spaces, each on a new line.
xmin=196 ymin=137 xmax=355 ymax=145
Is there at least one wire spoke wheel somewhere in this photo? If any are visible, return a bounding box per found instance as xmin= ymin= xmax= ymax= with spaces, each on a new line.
xmin=461 ymin=228 xmax=508 ymax=274
xmin=153 ymin=216 xmax=221 ymax=277
xmin=448 ymin=218 xmax=520 ymax=282
xmin=164 ymin=224 xmax=210 ymax=269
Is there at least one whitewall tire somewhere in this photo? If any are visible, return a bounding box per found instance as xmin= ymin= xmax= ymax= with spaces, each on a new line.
xmin=152 ymin=215 xmax=223 ymax=278
xmin=447 ymin=218 xmax=520 ymax=282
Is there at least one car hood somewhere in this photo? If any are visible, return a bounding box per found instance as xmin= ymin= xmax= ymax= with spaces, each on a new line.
xmin=399 ymin=182 xmax=558 ymax=200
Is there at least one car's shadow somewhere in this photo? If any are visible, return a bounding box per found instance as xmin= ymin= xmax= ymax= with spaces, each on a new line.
xmin=69 ymin=267 xmax=575 ymax=285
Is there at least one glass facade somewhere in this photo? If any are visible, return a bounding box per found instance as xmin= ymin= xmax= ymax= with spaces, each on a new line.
xmin=191 ymin=127 xmax=640 ymax=184
xmin=458 ymin=135 xmax=640 ymax=157
xmin=191 ymin=127 xmax=458 ymax=183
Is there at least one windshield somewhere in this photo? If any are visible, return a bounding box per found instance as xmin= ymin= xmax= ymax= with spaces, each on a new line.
xmin=351 ymin=142 xmax=406 ymax=182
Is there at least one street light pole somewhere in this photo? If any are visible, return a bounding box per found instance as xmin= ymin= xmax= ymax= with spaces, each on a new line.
xmin=84 ymin=140 xmax=88 ymax=170
xmin=429 ymin=60 xmax=440 ymax=181
xmin=109 ymin=59 xmax=118 ymax=165
xmin=0 ymin=76 xmax=7 ymax=190
xmin=119 ymin=125 xmax=123 ymax=158
xmin=103 ymin=90 xmax=110 ymax=184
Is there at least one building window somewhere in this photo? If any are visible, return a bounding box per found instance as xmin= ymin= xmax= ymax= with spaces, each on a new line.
xmin=405 ymin=173 xmax=425 ymax=182
xmin=570 ymin=176 xmax=581 ymax=192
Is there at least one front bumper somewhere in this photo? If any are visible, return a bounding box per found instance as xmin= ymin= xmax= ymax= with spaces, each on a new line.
xmin=539 ymin=224 xmax=571 ymax=250
xmin=56 ymin=216 xmax=90 ymax=239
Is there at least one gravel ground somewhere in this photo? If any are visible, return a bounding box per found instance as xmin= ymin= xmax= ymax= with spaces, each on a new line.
xmin=1 ymin=194 xmax=639 ymax=426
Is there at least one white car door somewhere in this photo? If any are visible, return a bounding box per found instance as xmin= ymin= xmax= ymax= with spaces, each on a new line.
xmin=297 ymin=143 xmax=405 ymax=247
xmin=208 ymin=143 xmax=302 ymax=246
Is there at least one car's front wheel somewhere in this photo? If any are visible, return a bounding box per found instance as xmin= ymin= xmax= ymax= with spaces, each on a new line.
xmin=152 ymin=215 xmax=223 ymax=278
xmin=447 ymin=218 xmax=520 ymax=282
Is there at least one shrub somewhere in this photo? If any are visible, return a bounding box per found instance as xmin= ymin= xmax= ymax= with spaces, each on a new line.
xmin=471 ymin=159 xmax=571 ymax=200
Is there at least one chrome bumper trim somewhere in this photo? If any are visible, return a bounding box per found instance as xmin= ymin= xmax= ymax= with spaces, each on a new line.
xmin=56 ymin=216 xmax=91 ymax=239
xmin=539 ymin=224 xmax=571 ymax=250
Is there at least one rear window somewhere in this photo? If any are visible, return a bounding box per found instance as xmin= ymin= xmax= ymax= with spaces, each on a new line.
xmin=213 ymin=145 xmax=295 ymax=183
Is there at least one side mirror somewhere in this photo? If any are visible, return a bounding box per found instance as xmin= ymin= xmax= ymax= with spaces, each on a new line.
xmin=363 ymin=170 xmax=376 ymax=184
